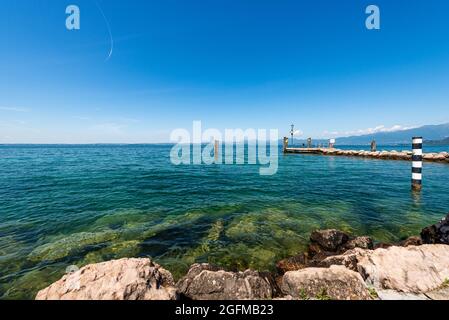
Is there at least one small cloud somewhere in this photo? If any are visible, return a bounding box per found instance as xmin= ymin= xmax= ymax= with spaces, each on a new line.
xmin=0 ymin=107 xmax=30 ymax=112
xmin=323 ymin=124 xmax=417 ymax=138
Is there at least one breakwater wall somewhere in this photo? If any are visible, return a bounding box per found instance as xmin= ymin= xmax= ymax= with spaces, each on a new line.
xmin=285 ymin=148 xmax=449 ymax=164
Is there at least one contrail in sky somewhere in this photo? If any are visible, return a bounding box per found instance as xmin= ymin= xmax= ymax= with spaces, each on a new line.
xmin=94 ymin=0 xmax=114 ymax=62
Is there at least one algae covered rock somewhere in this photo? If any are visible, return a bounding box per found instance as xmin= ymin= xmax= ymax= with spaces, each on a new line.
xmin=277 ymin=229 xmax=374 ymax=274
xmin=343 ymin=236 xmax=374 ymax=250
xmin=79 ymin=240 xmax=141 ymax=265
xmin=276 ymin=253 xmax=309 ymax=274
xmin=400 ymin=236 xmax=422 ymax=247
xmin=181 ymin=220 xmax=224 ymax=265
xmin=310 ymin=229 xmax=349 ymax=251
xmin=28 ymin=230 xmax=119 ymax=262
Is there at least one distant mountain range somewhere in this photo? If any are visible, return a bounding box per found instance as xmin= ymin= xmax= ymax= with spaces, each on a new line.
xmin=289 ymin=123 xmax=449 ymax=146
xmin=426 ymin=137 xmax=449 ymax=146
xmin=334 ymin=123 xmax=449 ymax=145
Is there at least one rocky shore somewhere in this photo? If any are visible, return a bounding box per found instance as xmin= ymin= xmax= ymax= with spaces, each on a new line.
xmin=320 ymin=149 xmax=449 ymax=163
xmin=36 ymin=213 xmax=449 ymax=300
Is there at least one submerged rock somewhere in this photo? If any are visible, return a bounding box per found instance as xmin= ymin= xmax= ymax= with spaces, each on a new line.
xmin=177 ymin=263 xmax=274 ymax=300
xmin=36 ymin=258 xmax=178 ymax=300
xmin=308 ymin=230 xmax=373 ymax=256
xmin=373 ymin=242 xmax=393 ymax=250
xmin=309 ymin=229 xmax=349 ymax=252
xmin=3 ymin=265 xmax=63 ymax=300
xmin=400 ymin=236 xmax=422 ymax=247
xmin=307 ymin=242 xmax=330 ymax=257
xmin=421 ymin=213 xmax=449 ymax=245
xmin=277 ymin=230 xmax=374 ymax=274
xmin=28 ymin=231 xmax=119 ymax=262
xmin=276 ymin=253 xmax=309 ymax=274
xmin=181 ymin=220 xmax=224 ymax=265
xmin=281 ymin=265 xmax=372 ymax=300
xmin=80 ymin=240 xmax=141 ymax=266
xmin=342 ymin=236 xmax=374 ymax=251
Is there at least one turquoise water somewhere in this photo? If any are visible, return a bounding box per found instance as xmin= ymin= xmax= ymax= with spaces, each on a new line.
xmin=1 ymin=144 xmax=449 ymax=299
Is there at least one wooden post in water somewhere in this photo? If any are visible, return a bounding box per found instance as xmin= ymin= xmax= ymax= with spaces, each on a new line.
xmin=412 ymin=137 xmax=423 ymax=191
xmin=283 ymin=137 xmax=289 ymax=153
xmin=214 ymin=140 xmax=219 ymax=162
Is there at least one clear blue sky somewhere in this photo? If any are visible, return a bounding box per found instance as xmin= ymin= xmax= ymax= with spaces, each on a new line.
xmin=1 ymin=0 xmax=449 ymax=143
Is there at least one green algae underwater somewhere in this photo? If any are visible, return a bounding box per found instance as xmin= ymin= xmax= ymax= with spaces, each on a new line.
xmin=1 ymin=144 xmax=449 ymax=299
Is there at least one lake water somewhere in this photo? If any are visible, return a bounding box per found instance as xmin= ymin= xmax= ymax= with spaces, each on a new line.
xmin=1 ymin=144 xmax=449 ymax=299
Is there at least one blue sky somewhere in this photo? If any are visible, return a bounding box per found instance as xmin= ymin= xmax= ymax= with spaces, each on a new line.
xmin=0 ymin=0 xmax=449 ymax=143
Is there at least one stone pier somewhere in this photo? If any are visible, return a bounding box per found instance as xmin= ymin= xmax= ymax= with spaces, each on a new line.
xmin=284 ymin=147 xmax=449 ymax=164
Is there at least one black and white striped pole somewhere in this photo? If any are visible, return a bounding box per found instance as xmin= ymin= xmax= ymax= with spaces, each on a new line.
xmin=412 ymin=136 xmax=423 ymax=191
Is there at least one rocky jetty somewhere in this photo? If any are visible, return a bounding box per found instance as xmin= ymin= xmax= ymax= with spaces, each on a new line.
xmin=320 ymin=149 xmax=449 ymax=163
xmin=36 ymin=213 xmax=449 ymax=300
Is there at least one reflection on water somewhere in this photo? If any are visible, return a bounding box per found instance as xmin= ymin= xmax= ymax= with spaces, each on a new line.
xmin=0 ymin=144 xmax=448 ymax=299
xmin=412 ymin=189 xmax=423 ymax=206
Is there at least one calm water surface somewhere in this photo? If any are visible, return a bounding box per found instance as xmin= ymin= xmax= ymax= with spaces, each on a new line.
xmin=1 ymin=144 xmax=448 ymax=299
